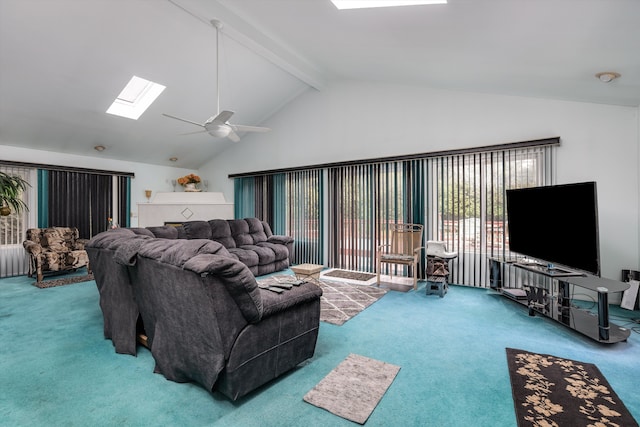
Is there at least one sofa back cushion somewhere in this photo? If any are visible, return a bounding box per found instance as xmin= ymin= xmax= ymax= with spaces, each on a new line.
xmin=229 ymin=218 xmax=269 ymax=247
xmin=246 ymin=218 xmax=268 ymax=244
xmin=182 ymin=221 xmax=212 ymax=240
xmin=137 ymin=238 xmax=229 ymax=268
xmin=146 ymin=226 xmax=178 ymax=239
xmin=129 ymin=227 xmax=155 ymax=237
xmin=45 ymin=227 xmax=80 ymax=251
xmin=229 ymin=219 xmax=253 ymax=246
xmin=209 ymin=219 xmax=236 ymax=248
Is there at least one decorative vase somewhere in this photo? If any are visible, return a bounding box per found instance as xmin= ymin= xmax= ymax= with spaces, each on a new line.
xmin=0 ymin=206 xmax=11 ymax=216
xmin=184 ymin=183 xmax=198 ymax=192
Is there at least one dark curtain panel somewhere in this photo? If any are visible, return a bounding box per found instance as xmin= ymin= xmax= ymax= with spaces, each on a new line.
xmin=286 ymin=169 xmax=323 ymax=265
xmin=118 ymin=176 xmax=130 ymax=228
xmin=253 ymin=175 xmax=274 ymax=226
xmin=48 ymin=171 xmax=112 ymax=239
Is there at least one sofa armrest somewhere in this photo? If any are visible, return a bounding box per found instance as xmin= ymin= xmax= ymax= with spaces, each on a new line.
xmin=23 ymin=240 xmax=42 ymax=255
xmin=183 ymin=253 xmax=263 ymax=323
xmin=74 ymin=238 xmax=89 ymax=250
xmin=260 ymin=284 xmax=322 ymax=318
xmin=267 ymin=235 xmax=294 ymax=245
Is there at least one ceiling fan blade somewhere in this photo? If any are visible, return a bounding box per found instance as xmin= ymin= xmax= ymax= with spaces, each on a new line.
xmin=227 ymin=129 xmax=241 ymax=143
xmin=180 ymin=129 xmax=209 ymax=136
xmin=211 ymin=110 xmax=234 ymax=124
xmin=231 ymin=124 xmax=271 ymax=133
xmin=162 ymin=113 xmax=205 ymax=128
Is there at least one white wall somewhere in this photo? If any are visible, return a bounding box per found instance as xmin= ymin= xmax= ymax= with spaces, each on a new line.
xmin=0 ymin=144 xmax=197 ymax=227
xmin=199 ymin=79 xmax=640 ymax=280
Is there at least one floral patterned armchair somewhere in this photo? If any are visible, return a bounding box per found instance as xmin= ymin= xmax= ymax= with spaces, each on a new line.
xmin=23 ymin=227 xmax=90 ymax=283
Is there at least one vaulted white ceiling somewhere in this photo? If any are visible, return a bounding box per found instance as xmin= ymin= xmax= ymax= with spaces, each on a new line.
xmin=1 ymin=0 xmax=639 ymax=169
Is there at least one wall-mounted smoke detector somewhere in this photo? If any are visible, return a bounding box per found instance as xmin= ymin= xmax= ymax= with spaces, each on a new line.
xmin=595 ymin=72 xmax=621 ymax=83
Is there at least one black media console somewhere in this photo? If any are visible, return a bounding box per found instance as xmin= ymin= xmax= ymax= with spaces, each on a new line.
xmin=489 ymin=257 xmax=631 ymax=344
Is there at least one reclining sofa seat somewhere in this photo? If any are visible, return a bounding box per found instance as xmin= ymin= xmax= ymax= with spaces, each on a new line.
xmin=86 ymin=228 xmax=152 ymax=355
xmin=86 ymin=228 xmax=322 ymax=401
xmin=180 ymin=218 xmax=293 ymax=276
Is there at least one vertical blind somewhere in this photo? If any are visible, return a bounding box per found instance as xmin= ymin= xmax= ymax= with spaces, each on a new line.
xmin=44 ymin=171 xmax=130 ymax=239
xmin=234 ymin=171 xmax=323 ymax=265
xmin=287 ymin=169 xmax=323 ymax=264
xmin=233 ymin=141 xmax=555 ymax=287
xmin=328 ymin=161 xmax=424 ymax=273
xmin=0 ymin=165 xmax=33 ymax=277
xmin=428 ymin=146 xmax=553 ymax=287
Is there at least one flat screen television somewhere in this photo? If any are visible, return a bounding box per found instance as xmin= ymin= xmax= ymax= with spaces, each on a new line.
xmin=506 ymin=181 xmax=600 ymax=276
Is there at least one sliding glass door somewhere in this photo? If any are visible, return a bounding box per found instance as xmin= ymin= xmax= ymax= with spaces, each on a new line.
xmin=233 ymin=141 xmax=555 ymax=287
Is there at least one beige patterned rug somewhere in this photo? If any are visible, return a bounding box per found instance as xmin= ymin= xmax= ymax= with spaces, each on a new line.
xmin=506 ymin=348 xmax=638 ymax=427
xmin=304 ymin=353 xmax=400 ymax=424
xmin=258 ymin=275 xmax=387 ymax=326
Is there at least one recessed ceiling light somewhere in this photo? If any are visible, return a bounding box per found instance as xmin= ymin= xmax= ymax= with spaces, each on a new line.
xmin=106 ymin=75 xmax=166 ymax=120
xmin=595 ymin=72 xmax=621 ymax=83
xmin=94 ymin=145 xmax=106 ymax=152
xmin=169 ymin=157 xmax=178 ymax=162
xmin=331 ymin=0 xmax=446 ymax=9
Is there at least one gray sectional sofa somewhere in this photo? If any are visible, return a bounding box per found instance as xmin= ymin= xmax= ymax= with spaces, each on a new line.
xmin=86 ymin=225 xmax=322 ymax=401
xmin=146 ymin=218 xmax=294 ymax=276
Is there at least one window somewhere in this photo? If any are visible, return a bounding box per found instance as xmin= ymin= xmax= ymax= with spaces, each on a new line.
xmin=429 ymin=147 xmax=552 ymax=286
xmin=286 ymin=170 xmax=323 ymax=265
xmin=106 ymin=76 xmax=165 ymax=120
xmin=328 ymin=162 xmax=420 ymax=272
xmin=43 ymin=171 xmax=130 ymax=238
xmin=232 ymin=139 xmax=556 ymax=287
xmin=0 ymin=165 xmax=35 ymax=277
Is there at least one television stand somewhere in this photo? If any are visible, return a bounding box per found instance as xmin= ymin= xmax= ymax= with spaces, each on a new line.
xmin=491 ymin=258 xmax=631 ymax=344
xmin=514 ymin=262 xmax=584 ymax=278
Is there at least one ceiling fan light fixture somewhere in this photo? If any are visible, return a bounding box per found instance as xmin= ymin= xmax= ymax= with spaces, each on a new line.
xmin=595 ymin=71 xmax=620 ymax=83
xmin=207 ymin=125 xmax=231 ymax=138
xmin=162 ymin=19 xmax=270 ymax=142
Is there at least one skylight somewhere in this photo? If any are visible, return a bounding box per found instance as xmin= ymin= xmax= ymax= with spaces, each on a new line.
xmin=106 ymin=76 xmax=165 ymax=120
xmin=331 ymin=0 xmax=446 ymax=10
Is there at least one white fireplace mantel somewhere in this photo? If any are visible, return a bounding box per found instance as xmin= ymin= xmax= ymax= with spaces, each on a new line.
xmin=137 ymin=191 xmax=233 ymax=227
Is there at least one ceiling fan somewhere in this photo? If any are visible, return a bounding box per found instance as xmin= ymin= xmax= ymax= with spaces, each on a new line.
xmin=163 ymin=19 xmax=270 ymax=143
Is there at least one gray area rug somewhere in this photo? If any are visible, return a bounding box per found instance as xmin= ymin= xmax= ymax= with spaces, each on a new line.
xmin=259 ymin=275 xmax=387 ymax=325
xmin=304 ymin=353 xmax=401 ymax=424
xmin=32 ymin=273 xmax=94 ymax=289
xmin=322 ymin=269 xmax=377 ymax=282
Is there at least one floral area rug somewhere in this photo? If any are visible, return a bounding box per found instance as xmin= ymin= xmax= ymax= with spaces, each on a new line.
xmin=258 ymin=275 xmax=387 ymax=326
xmin=506 ymin=348 xmax=638 ymax=427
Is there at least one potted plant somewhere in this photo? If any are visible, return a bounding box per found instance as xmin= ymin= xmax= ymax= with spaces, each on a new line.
xmin=0 ymin=171 xmax=30 ymax=216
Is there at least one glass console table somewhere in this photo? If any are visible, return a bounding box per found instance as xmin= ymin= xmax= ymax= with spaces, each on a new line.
xmin=489 ymin=257 xmax=631 ymax=344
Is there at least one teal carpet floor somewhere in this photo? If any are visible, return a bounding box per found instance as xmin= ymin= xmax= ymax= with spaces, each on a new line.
xmin=1 ymin=269 xmax=639 ymax=426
